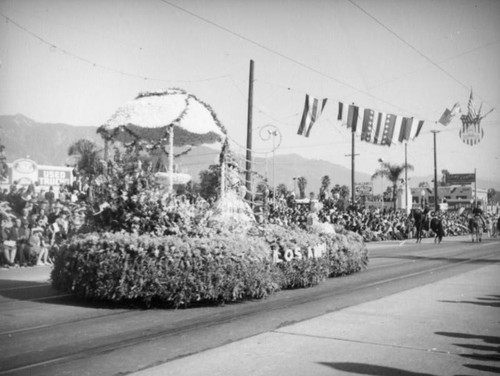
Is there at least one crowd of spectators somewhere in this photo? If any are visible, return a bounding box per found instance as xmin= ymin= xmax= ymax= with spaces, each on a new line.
xmin=0 ymin=181 xmax=84 ymax=268
xmin=264 ymin=192 xmax=499 ymax=242
xmin=1 ymin=180 xmax=498 ymax=268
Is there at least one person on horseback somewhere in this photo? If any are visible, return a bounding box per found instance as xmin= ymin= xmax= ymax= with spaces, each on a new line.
xmin=413 ymin=205 xmax=430 ymax=243
xmin=472 ymin=203 xmax=486 ymax=231
xmin=430 ymin=210 xmax=445 ymax=244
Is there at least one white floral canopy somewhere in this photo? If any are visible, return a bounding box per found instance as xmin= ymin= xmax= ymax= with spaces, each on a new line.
xmin=98 ymin=88 xmax=228 ymax=190
xmin=98 ymin=88 xmax=227 ymax=146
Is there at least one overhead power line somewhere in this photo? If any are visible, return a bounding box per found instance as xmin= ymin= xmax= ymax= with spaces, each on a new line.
xmin=0 ymin=12 xmax=231 ymax=84
xmin=346 ymin=0 xmax=496 ymax=110
xmin=157 ymin=0 xmax=428 ymax=116
xmin=157 ymin=0 xmax=499 ymax=125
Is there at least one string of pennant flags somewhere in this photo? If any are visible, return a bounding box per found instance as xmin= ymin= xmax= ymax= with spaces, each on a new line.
xmin=297 ymin=94 xmax=425 ymax=146
xmin=297 ymin=89 xmax=493 ymax=147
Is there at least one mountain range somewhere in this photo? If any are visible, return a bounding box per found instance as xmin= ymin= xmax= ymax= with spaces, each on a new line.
xmin=1 ymin=114 xmax=499 ymax=194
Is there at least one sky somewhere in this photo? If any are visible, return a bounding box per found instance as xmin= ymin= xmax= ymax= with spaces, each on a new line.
xmin=1 ymin=0 xmax=499 ymax=189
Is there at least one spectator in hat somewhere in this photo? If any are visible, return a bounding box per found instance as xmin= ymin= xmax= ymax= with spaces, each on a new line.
xmin=27 ymin=220 xmax=49 ymax=266
xmin=45 ymin=186 xmax=56 ymax=208
xmin=1 ymin=217 xmax=17 ymax=266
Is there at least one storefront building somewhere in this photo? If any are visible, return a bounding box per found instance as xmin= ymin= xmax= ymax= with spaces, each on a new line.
xmin=1 ymin=158 xmax=74 ymax=192
xmin=410 ymin=186 xmax=487 ymax=211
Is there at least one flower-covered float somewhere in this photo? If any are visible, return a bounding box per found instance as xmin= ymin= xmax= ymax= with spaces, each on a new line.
xmin=51 ymin=89 xmax=368 ymax=308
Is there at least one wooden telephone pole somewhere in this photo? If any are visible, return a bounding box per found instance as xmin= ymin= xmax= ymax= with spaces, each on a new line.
xmin=345 ymin=130 xmax=359 ymax=207
xmin=431 ymin=130 xmax=439 ymax=212
xmin=245 ymin=60 xmax=254 ymax=204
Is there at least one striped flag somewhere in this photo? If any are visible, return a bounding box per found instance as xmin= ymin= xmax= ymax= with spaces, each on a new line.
xmin=413 ymin=120 xmax=424 ymax=139
xmin=339 ymin=102 xmax=362 ymax=137
xmin=372 ymin=112 xmax=385 ymax=144
xmin=361 ymin=108 xmax=375 ymax=142
xmin=380 ymin=113 xmax=397 ymax=146
xmin=398 ymin=117 xmax=413 ymax=142
xmin=347 ymin=104 xmax=360 ymax=132
xmin=438 ymin=102 xmax=461 ymax=126
xmin=297 ymin=94 xmax=328 ymax=137
xmin=337 ymin=102 xmax=344 ymax=122
xmin=466 ymin=90 xmax=477 ymax=122
xmin=339 ymin=100 xmax=425 ymax=145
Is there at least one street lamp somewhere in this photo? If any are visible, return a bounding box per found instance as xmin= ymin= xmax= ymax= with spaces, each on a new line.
xmin=377 ymin=158 xmax=384 ymax=206
xmin=258 ymin=124 xmax=281 ymax=205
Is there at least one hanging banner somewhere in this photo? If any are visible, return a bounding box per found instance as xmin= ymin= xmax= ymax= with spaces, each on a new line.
xmin=446 ymin=173 xmax=475 ymax=185
xmin=459 ymin=89 xmax=493 ymax=146
xmin=459 ymin=116 xmax=484 ymax=146
xmin=355 ymin=182 xmax=373 ymax=196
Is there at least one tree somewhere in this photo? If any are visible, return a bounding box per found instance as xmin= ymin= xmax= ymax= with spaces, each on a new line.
xmin=339 ymin=185 xmax=350 ymax=201
xmin=383 ymin=186 xmax=393 ymax=202
xmin=418 ymin=181 xmax=430 ymax=188
xmin=276 ymin=183 xmax=288 ymax=198
xmin=331 ymin=184 xmax=349 ymax=210
xmin=297 ymin=176 xmax=307 ymax=199
xmin=319 ymin=175 xmax=331 ymax=201
xmin=371 ymin=162 xmax=414 ymax=210
xmin=439 ymin=169 xmax=450 ymax=186
xmin=0 ymin=137 xmax=8 ymax=181
xmin=68 ymin=139 xmax=104 ymax=181
xmin=198 ymin=164 xmax=220 ymax=201
xmin=487 ymin=188 xmax=497 ymax=205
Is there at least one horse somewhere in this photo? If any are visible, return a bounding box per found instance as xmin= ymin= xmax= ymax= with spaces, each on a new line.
xmin=413 ymin=207 xmax=430 ymax=243
xmin=430 ymin=217 xmax=445 ymax=244
xmin=468 ymin=215 xmax=482 ymax=243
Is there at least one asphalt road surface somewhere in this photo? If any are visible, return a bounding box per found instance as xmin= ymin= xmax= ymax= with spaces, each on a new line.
xmin=0 ymin=235 xmax=498 ymax=376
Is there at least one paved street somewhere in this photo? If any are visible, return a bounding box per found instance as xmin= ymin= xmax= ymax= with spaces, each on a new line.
xmin=0 ymin=236 xmax=498 ymax=376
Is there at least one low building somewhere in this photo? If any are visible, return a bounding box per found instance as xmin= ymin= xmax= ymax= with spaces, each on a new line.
xmin=1 ymin=158 xmax=74 ymax=193
xmin=410 ymin=186 xmax=487 ymax=211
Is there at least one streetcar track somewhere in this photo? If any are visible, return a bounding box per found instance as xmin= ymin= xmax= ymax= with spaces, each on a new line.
xmin=0 ymin=240 xmax=494 ymax=337
xmin=0 ymin=308 xmax=135 ymax=336
xmin=0 ymin=244 xmax=497 ymax=375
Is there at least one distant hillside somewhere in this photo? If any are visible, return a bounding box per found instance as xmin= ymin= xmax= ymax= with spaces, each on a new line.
xmin=174 ymin=149 xmax=371 ymax=194
xmin=9 ymin=114 xmax=499 ymax=195
xmin=0 ymin=114 xmax=103 ymax=165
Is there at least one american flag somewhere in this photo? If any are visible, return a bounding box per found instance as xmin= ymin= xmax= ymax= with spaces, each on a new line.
xmin=297 ymin=94 xmax=328 ymax=137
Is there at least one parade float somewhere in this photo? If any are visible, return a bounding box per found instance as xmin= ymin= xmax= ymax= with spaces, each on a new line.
xmin=51 ymin=89 xmax=368 ymax=308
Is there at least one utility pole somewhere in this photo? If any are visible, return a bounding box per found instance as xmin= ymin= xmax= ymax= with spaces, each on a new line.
xmin=245 ymin=60 xmax=254 ymax=205
xmin=345 ymin=130 xmax=359 ymax=207
xmin=431 ymin=130 xmax=439 ymax=212
xmin=474 ymin=168 xmax=477 ymax=207
xmin=405 ymin=142 xmax=408 ymax=213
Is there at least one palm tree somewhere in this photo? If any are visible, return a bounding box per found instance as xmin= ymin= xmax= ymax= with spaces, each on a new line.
xmin=372 ymin=161 xmax=414 ymax=210
xmin=276 ymin=183 xmax=288 ymax=198
xmin=319 ymin=175 xmax=331 ymax=200
xmin=67 ymin=139 xmax=104 ymax=181
xmin=297 ymin=176 xmax=307 ymax=199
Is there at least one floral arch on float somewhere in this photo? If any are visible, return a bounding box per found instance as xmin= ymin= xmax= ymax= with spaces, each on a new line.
xmin=97 ymin=88 xmax=228 ymax=191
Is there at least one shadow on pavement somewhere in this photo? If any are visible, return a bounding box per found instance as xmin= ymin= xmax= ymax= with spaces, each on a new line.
xmin=463 ymin=363 xmax=500 ymax=374
xmin=0 ymin=278 xmax=133 ymax=310
xmin=435 ymin=330 xmax=500 ymax=374
xmin=435 ymin=331 xmax=500 ymax=345
xmin=439 ymin=294 xmax=500 ymax=308
xmin=318 ymin=362 xmax=435 ymax=376
xmin=372 ymin=254 xmax=498 ymax=264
